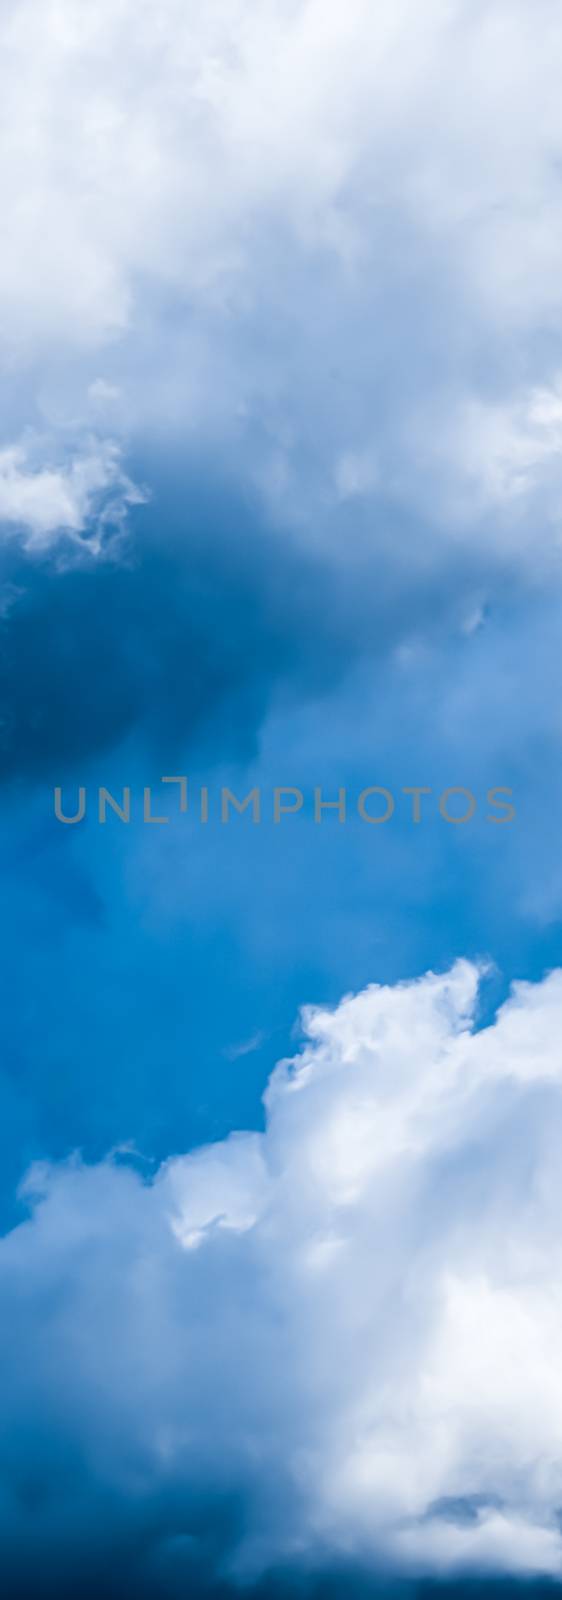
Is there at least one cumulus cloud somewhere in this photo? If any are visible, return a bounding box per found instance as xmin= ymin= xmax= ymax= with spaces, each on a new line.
xmin=0 ymin=0 xmax=560 ymax=344
xmin=3 ymin=1 xmax=562 ymax=571
xmin=4 ymin=961 xmax=562 ymax=1590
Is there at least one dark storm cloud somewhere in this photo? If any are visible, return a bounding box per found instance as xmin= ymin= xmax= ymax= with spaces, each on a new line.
xmin=0 ymin=455 xmax=492 ymax=788
xmin=3 ymin=1538 xmax=560 ymax=1600
xmin=0 ymin=468 xmax=340 ymax=785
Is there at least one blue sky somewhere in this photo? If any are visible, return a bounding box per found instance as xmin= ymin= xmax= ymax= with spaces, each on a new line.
xmin=3 ymin=1 xmax=562 ymax=1594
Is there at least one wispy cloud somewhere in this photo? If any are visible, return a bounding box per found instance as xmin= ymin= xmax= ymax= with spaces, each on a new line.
xmin=223 ymin=1031 xmax=266 ymax=1062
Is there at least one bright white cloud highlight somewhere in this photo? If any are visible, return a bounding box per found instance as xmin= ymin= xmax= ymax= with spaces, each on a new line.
xmin=0 ymin=435 xmax=144 ymax=548
xmin=5 ymin=961 xmax=562 ymax=1583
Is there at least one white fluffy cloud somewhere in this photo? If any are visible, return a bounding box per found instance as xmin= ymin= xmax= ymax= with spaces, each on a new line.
xmin=3 ymin=1 xmax=562 ymax=563
xmin=0 ymin=0 xmax=560 ymax=342
xmin=0 ymin=434 xmax=144 ymax=548
xmin=5 ymin=961 xmax=562 ymax=1584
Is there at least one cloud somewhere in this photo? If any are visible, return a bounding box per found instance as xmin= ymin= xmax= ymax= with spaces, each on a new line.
xmin=4 ymin=961 xmax=562 ymax=1590
xmin=0 ymin=453 xmax=481 ymax=786
xmin=3 ymin=1 xmax=562 ymax=575
xmin=0 ymin=434 xmax=144 ymax=549
xmin=224 ymin=1031 xmax=267 ymax=1062
xmin=1 ymin=0 xmax=560 ymax=343
xmin=0 ymin=466 xmax=358 ymax=782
